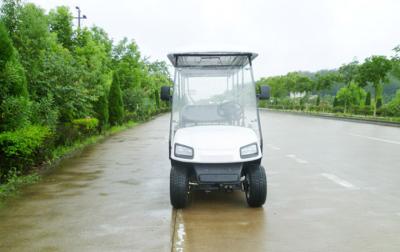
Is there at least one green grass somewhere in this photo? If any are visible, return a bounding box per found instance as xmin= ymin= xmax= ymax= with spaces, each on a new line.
xmin=51 ymin=121 xmax=138 ymax=160
xmin=0 ymin=169 xmax=40 ymax=203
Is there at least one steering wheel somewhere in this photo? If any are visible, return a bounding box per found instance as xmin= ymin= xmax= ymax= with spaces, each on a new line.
xmin=217 ymin=101 xmax=243 ymax=121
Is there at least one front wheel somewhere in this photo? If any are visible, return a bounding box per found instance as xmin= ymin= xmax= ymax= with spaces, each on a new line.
xmin=244 ymin=165 xmax=267 ymax=207
xmin=170 ymin=165 xmax=189 ymax=209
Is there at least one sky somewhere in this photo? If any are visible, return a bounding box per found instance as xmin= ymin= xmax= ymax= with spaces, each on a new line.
xmin=29 ymin=0 xmax=400 ymax=79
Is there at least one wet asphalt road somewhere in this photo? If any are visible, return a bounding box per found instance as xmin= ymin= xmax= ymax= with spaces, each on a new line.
xmin=1 ymin=111 xmax=400 ymax=251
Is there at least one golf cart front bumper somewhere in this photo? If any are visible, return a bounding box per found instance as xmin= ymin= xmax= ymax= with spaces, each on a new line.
xmin=172 ymin=159 xmax=261 ymax=191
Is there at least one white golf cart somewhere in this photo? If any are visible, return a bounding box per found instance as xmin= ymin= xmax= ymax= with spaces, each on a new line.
xmin=161 ymin=52 xmax=270 ymax=208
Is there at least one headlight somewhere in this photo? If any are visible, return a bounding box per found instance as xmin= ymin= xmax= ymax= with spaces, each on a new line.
xmin=240 ymin=143 xmax=258 ymax=158
xmin=174 ymin=143 xmax=194 ymax=159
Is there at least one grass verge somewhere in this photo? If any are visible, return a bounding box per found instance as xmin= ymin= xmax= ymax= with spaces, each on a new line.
xmin=0 ymin=120 xmax=139 ymax=204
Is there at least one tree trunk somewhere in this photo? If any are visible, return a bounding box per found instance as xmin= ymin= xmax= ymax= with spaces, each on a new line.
xmin=373 ymin=83 xmax=382 ymax=117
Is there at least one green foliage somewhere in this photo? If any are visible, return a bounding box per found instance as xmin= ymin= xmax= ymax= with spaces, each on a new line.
xmin=30 ymin=95 xmax=59 ymax=129
xmin=0 ymin=0 xmax=22 ymax=37
xmin=384 ymin=90 xmax=400 ymax=116
xmin=94 ymin=94 xmax=109 ymax=128
xmin=11 ymin=3 xmax=50 ymax=86
xmin=333 ymin=96 xmax=338 ymax=107
xmin=108 ymin=72 xmax=124 ymax=125
xmin=338 ymin=61 xmax=359 ymax=85
xmin=335 ymin=82 xmax=366 ymax=113
xmin=0 ymin=125 xmax=50 ymax=157
xmin=48 ymin=6 xmax=73 ymax=49
xmin=0 ymin=21 xmax=14 ymax=68
xmin=0 ymin=125 xmax=51 ymax=180
xmin=314 ymin=71 xmax=340 ymax=92
xmin=0 ymin=21 xmax=28 ymax=100
xmin=0 ymin=0 xmax=172 ymax=192
xmin=72 ymin=118 xmax=99 ymax=131
xmin=71 ymin=117 xmax=99 ymax=137
xmin=0 ymin=169 xmax=39 ymax=201
xmin=0 ymin=96 xmax=31 ymax=131
xmin=358 ymin=55 xmax=392 ymax=115
xmin=365 ymin=92 xmax=371 ymax=106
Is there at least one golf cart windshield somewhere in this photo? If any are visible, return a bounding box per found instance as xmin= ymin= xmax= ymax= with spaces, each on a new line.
xmin=170 ymin=53 xmax=260 ymax=139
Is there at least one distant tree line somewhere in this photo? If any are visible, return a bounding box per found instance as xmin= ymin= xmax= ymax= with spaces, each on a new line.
xmin=0 ymin=1 xmax=171 ymax=183
xmin=257 ymin=50 xmax=400 ymax=118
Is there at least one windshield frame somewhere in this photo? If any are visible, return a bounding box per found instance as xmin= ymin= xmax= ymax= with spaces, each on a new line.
xmin=168 ymin=54 xmax=263 ymax=150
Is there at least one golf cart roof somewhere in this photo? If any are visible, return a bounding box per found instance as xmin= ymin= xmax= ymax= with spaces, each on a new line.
xmin=167 ymin=52 xmax=258 ymax=68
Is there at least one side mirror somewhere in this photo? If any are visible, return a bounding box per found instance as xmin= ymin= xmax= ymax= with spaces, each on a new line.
xmin=259 ymin=85 xmax=270 ymax=100
xmin=160 ymin=86 xmax=171 ymax=101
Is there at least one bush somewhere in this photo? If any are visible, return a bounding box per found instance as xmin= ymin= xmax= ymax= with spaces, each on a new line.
xmin=352 ymin=106 xmax=373 ymax=116
xmin=31 ymin=95 xmax=59 ymax=129
xmin=72 ymin=117 xmax=99 ymax=135
xmin=0 ymin=125 xmax=52 ymax=181
xmin=0 ymin=96 xmax=32 ymax=131
xmin=332 ymin=106 xmax=344 ymax=113
xmin=55 ymin=118 xmax=99 ymax=146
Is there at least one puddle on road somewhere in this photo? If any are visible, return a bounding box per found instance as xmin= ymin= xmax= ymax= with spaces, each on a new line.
xmin=171 ymin=191 xmax=267 ymax=251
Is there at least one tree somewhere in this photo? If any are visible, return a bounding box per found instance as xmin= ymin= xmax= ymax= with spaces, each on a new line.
xmin=0 ymin=0 xmax=23 ymax=38
xmin=336 ymin=82 xmax=366 ymax=113
xmin=48 ymin=6 xmax=73 ymax=49
xmin=0 ymin=21 xmax=28 ymax=99
xmin=108 ymin=72 xmax=124 ymax=125
xmin=315 ymin=71 xmax=340 ymax=91
xmin=333 ymin=96 xmax=338 ymax=107
xmin=365 ymin=91 xmax=371 ymax=106
xmin=338 ymin=60 xmax=359 ymax=86
xmin=358 ymin=55 xmax=392 ymax=116
xmin=94 ymin=93 xmax=109 ymax=128
xmin=0 ymin=21 xmax=14 ymax=68
xmin=9 ymin=3 xmax=52 ymax=96
xmin=392 ymin=46 xmax=400 ymax=80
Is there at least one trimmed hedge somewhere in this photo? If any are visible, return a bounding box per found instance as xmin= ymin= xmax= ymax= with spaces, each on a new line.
xmin=0 ymin=125 xmax=52 ymax=181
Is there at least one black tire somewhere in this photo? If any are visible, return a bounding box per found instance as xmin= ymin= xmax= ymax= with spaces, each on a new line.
xmin=244 ymin=165 xmax=267 ymax=207
xmin=170 ymin=165 xmax=189 ymax=209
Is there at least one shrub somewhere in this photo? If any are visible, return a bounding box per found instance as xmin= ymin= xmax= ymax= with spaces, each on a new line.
xmin=332 ymin=106 xmax=344 ymax=113
xmin=72 ymin=117 xmax=99 ymax=135
xmin=31 ymin=95 xmax=59 ymax=129
xmin=0 ymin=96 xmax=32 ymax=131
xmin=0 ymin=125 xmax=52 ymax=181
xmin=352 ymin=106 xmax=373 ymax=116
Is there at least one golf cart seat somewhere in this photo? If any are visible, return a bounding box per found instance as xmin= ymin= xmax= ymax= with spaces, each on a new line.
xmin=181 ymin=104 xmax=223 ymax=125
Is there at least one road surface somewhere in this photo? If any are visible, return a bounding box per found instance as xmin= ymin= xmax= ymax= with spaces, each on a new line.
xmin=0 ymin=111 xmax=400 ymax=251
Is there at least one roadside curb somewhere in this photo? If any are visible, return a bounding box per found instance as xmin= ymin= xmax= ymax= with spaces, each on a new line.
xmin=259 ymin=108 xmax=400 ymax=128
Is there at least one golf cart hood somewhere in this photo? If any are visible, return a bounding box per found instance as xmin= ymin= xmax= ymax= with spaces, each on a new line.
xmin=171 ymin=126 xmax=261 ymax=163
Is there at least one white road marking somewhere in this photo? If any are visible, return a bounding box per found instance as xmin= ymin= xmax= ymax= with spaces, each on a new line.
xmin=296 ymin=158 xmax=308 ymax=164
xmin=266 ymin=144 xmax=281 ymax=150
xmin=321 ymin=173 xmax=359 ymax=189
xmin=174 ymin=210 xmax=186 ymax=252
xmin=349 ymin=133 xmax=400 ymax=145
xmin=286 ymin=154 xmax=308 ymax=164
